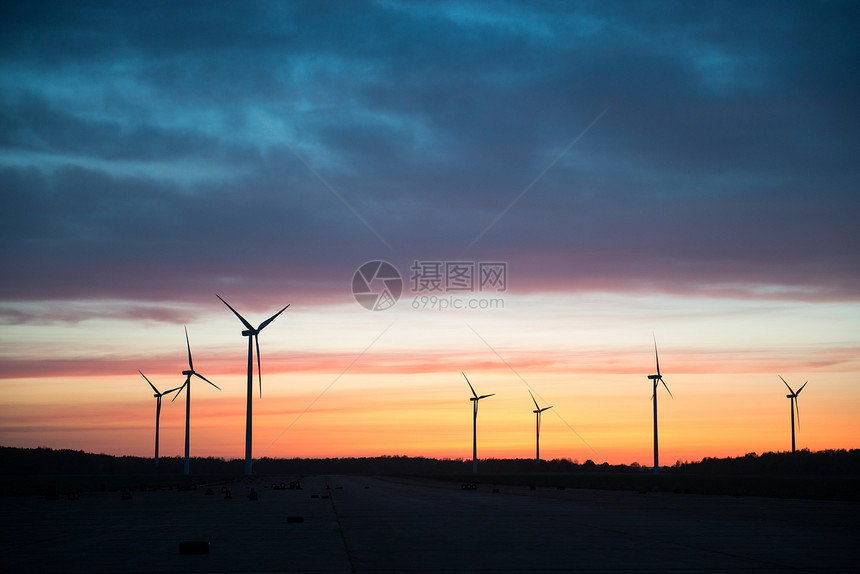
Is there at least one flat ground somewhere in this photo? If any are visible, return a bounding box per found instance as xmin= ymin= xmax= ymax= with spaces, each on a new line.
xmin=2 ymin=474 xmax=857 ymax=573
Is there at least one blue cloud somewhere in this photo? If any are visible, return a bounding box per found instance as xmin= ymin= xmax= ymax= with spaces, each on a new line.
xmin=0 ymin=1 xmax=857 ymax=303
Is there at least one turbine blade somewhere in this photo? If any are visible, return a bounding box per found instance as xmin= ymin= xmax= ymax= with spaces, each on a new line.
xmin=796 ymin=381 xmax=808 ymax=395
xmin=258 ymin=304 xmax=290 ymax=331
xmin=256 ymin=334 xmax=262 ymax=398
xmin=478 ymin=393 xmax=495 ymax=400
xmin=779 ymin=375 xmax=794 ymax=395
xmin=171 ymin=379 xmax=189 ymax=402
xmin=529 ymin=390 xmax=540 ymax=410
xmin=185 ymin=326 xmax=193 ymax=371
xmin=463 ymin=372 xmax=477 ymax=398
xmin=194 ymin=372 xmax=220 ymax=391
xmin=661 ymin=377 xmax=673 ymax=399
xmin=541 ymin=406 xmax=553 ymax=412
xmin=139 ymin=370 xmax=159 ymax=394
xmin=216 ymin=294 xmax=254 ymax=331
xmin=653 ymin=334 xmax=661 ymax=377
xmin=794 ymin=397 xmax=801 ymax=429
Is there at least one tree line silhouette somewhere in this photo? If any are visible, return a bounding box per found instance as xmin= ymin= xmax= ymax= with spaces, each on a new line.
xmin=2 ymin=446 xmax=858 ymax=477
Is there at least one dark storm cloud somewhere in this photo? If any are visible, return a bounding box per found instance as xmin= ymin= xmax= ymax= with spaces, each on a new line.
xmin=1 ymin=0 xmax=858 ymax=307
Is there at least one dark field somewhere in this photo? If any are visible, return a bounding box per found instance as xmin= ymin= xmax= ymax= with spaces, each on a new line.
xmin=3 ymin=447 xmax=859 ymax=500
xmin=437 ymin=472 xmax=860 ymax=501
xmin=2 ymin=474 xmax=858 ymax=573
xmin=3 ymin=471 xmax=859 ymax=502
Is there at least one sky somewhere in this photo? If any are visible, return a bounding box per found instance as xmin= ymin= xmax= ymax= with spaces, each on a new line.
xmin=1 ymin=1 xmax=858 ymax=467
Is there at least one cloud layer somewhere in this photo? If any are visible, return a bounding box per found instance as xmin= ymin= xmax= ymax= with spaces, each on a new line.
xmin=1 ymin=1 xmax=858 ymax=311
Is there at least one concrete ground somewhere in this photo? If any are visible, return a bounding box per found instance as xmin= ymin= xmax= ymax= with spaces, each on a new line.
xmin=2 ymin=474 xmax=858 ymax=573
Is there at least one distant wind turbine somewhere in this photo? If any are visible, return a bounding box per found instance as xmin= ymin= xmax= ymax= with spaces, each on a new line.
xmin=217 ymin=295 xmax=289 ymax=476
xmin=463 ymin=372 xmax=494 ymax=473
xmin=529 ymin=391 xmax=552 ymax=463
xmin=779 ymin=376 xmax=808 ymax=453
xmin=172 ymin=327 xmax=219 ymax=475
xmin=647 ymin=336 xmax=673 ymax=474
xmin=139 ymin=371 xmax=179 ymax=468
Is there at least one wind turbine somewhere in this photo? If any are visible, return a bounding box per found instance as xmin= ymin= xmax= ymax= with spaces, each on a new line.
xmin=463 ymin=372 xmax=494 ymax=473
xmin=647 ymin=336 xmax=673 ymax=474
xmin=779 ymin=376 xmax=808 ymax=453
xmin=529 ymin=391 xmax=552 ymax=463
xmin=172 ymin=327 xmax=219 ymax=475
xmin=217 ymin=295 xmax=289 ymax=475
xmin=138 ymin=371 xmax=179 ymax=468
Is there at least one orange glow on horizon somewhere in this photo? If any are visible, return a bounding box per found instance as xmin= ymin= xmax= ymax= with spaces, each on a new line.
xmin=2 ymin=294 xmax=858 ymax=466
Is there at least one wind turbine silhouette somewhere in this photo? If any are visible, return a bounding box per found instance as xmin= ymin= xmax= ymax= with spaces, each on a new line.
xmin=529 ymin=391 xmax=552 ymax=463
xmin=172 ymin=327 xmax=219 ymax=475
xmin=463 ymin=372 xmax=494 ymax=473
xmin=647 ymin=336 xmax=673 ymax=474
xmin=217 ymin=295 xmax=289 ymax=475
xmin=779 ymin=376 xmax=808 ymax=453
xmin=138 ymin=371 xmax=179 ymax=468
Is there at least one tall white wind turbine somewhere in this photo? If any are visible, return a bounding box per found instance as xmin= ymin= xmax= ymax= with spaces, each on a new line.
xmin=463 ymin=372 xmax=494 ymax=473
xmin=172 ymin=327 xmax=219 ymax=475
xmin=139 ymin=371 xmax=179 ymax=468
xmin=779 ymin=376 xmax=808 ymax=453
xmin=647 ymin=336 xmax=673 ymax=474
xmin=529 ymin=391 xmax=552 ymax=463
xmin=217 ymin=295 xmax=289 ymax=475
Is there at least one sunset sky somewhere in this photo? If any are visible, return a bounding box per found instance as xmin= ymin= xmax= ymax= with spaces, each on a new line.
xmin=1 ymin=1 xmax=858 ymax=467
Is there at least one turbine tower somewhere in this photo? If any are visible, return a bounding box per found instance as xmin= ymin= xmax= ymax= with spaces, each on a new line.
xmin=647 ymin=336 xmax=673 ymax=474
xmin=779 ymin=376 xmax=808 ymax=453
xmin=463 ymin=372 xmax=494 ymax=473
xmin=529 ymin=391 xmax=552 ymax=463
xmin=217 ymin=295 xmax=289 ymax=475
xmin=172 ymin=327 xmax=219 ymax=475
xmin=139 ymin=371 xmax=179 ymax=468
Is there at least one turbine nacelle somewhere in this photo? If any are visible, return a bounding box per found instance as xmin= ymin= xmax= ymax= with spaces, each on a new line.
xmin=529 ymin=390 xmax=552 ymax=414
xmin=649 ymin=336 xmax=673 ymax=399
xmin=140 ymin=370 xmax=179 ymax=398
xmin=218 ymin=294 xmax=290 ymax=398
xmin=780 ymin=376 xmax=807 ymax=402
